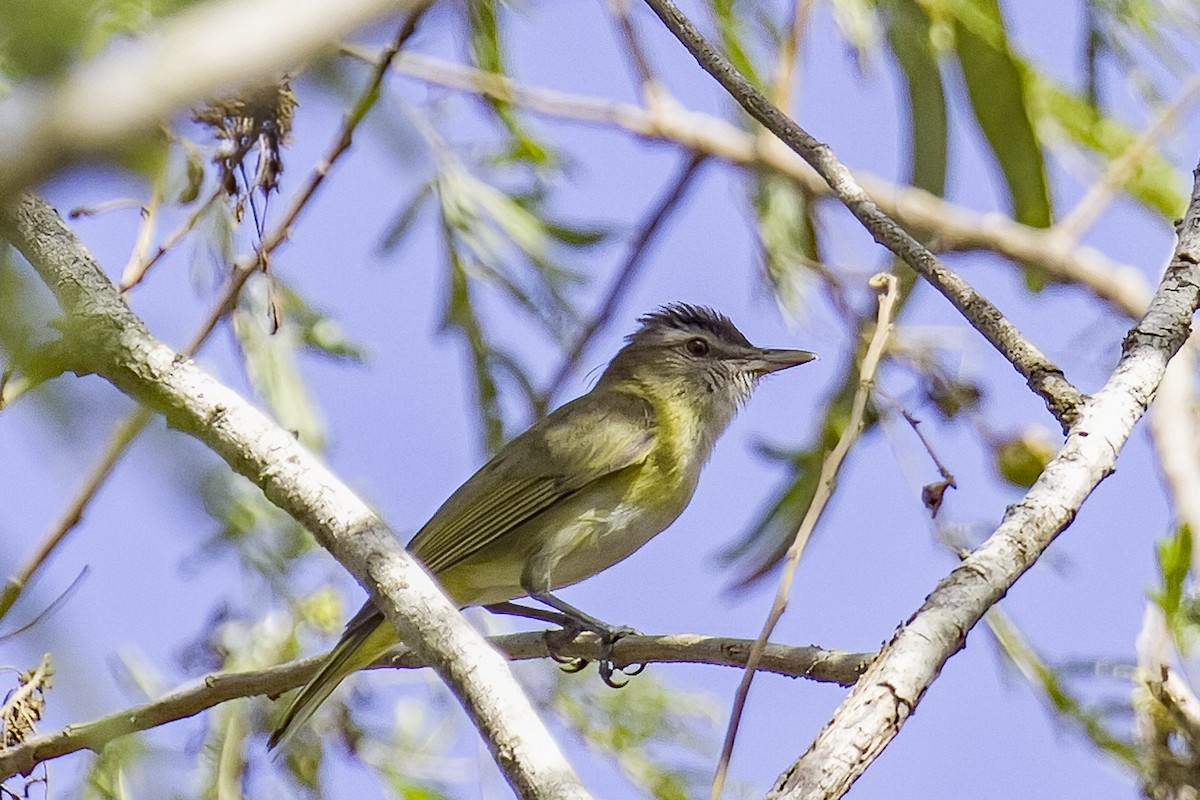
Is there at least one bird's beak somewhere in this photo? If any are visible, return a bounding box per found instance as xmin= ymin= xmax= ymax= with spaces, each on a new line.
xmin=743 ymin=348 xmax=818 ymax=375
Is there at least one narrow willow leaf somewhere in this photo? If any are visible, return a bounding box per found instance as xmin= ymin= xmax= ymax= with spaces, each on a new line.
xmin=951 ymin=0 xmax=1052 ymax=230
xmin=883 ymin=0 xmax=948 ymax=196
xmin=1026 ymin=74 xmax=1186 ymax=220
xmin=753 ymin=173 xmax=820 ymax=314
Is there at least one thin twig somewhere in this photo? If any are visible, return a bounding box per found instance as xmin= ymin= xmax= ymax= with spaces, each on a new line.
xmin=710 ymin=273 xmax=899 ymax=799
xmin=539 ymin=151 xmax=706 ymax=408
xmin=119 ymin=174 xmax=165 ymax=289
xmin=874 ymin=389 xmax=957 ymax=516
xmin=0 ymin=631 xmax=873 ymax=780
xmin=122 ymin=188 xmax=223 ymax=292
xmin=606 ymin=0 xmax=659 ymax=102
xmin=640 ymin=0 xmax=1083 ymax=427
xmin=0 ymin=409 xmax=150 ymax=624
xmin=0 ymin=569 xmax=87 ymax=643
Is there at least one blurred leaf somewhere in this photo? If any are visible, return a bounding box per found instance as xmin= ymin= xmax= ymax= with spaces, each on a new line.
xmin=232 ymin=276 xmax=328 ymax=450
xmin=949 ymin=0 xmax=1052 ymax=232
xmin=0 ymin=248 xmax=56 ymax=367
xmin=721 ymin=443 xmax=827 ymax=577
xmin=466 ymin=0 xmax=556 ymax=167
xmin=442 ymin=238 xmax=506 ymax=453
xmin=993 ymin=427 xmax=1055 ymax=488
xmin=539 ymin=218 xmax=609 ymax=248
xmin=86 ymin=0 xmax=201 ymax=56
xmin=753 ymin=173 xmax=819 ymax=314
xmin=379 ymin=183 xmax=435 ymax=254
xmin=435 ymin=163 xmax=581 ymax=334
xmin=199 ymin=469 xmax=315 ymax=579
xmin=987 ymin=609 xmax=1140 ymax=769
xmin=1152 ymin=524 xmax=1191 ymax=642
xmin=178 ymin=138 xmax=206 ymax=204
xmin=0 ymin=0 xmax=91 ymax=78
xmin=926 ymin=375 xmax=982 ymax=418
xmin=550 ymin=671 xmax=716 ymax=800
xmin=709 ymin=0 xmax=768 ymax=90
xmin=274 ymin=284 xmax=369 ymax=363
xmin=883 ymin=0 xmax=948 ymax=196
xmin=831 ymin=0 xmax=883 ymax=63
xmin=1026 ymin=74 xmax=1187 ymax=220
xmin=83 ymin=734 xmax=145 ymax=800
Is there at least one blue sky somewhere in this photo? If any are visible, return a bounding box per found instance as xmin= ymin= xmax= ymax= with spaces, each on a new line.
xmin=2 ymin=0 xmax=1191 ymax=796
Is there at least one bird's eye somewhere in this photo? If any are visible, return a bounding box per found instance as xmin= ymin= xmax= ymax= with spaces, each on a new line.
xmin=685 ymin=337 xmax=710 ymax=356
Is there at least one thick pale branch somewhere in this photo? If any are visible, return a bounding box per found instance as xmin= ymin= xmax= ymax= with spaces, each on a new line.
xmin=0 ymin=194 xmax=588 ymax=800
xmin=0 ymin=633 xmax=873 ymax=779
xmin=766 ymin=170 xmax=1200 ymax=800
xmin=0 ymin=0 xmax=423 ymax=197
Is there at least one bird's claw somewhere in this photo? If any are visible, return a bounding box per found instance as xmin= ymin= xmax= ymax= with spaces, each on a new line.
xmin=542 ymin=623 xmax=646 ymax=687
xmin=543 ymin=626 xmax=589 ymax=673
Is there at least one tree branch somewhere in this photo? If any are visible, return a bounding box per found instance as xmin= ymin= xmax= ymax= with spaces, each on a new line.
xmin=0 ymin=194 xmax=589 ymax=800
xmin=0 ymin=0 xmax=425 ymax=198
xmin=765 ymin=167 xmax=1200 ymax=800
xmin=641 ymin=0 xmax=1083 ymax=426
xmin=0 ymin=632 xmax=873 ymax=780
xmin=375 ymin=50 xmax=1149 ymax=331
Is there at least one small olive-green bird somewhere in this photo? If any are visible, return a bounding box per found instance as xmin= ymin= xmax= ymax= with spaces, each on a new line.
xmin=268 ymin=303 xmax=815 ymax=748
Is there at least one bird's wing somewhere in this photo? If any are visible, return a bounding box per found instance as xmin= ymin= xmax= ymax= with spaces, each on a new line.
xmin=408 ymin=390 xmax=656 ymax=575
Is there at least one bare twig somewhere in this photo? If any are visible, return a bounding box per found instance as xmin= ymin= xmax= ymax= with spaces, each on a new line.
xmin=710 ymin=274 xmax=898 ymax=799
xmin=874 ymin=390 xmax=957 ymax=516
xmin=119 ymin=176 xmax=165 ymax=289
xmin=764 ymin=167 xmax=1200 ymax=800
xmin=0 ymin=632 xmax=873 ymax=780
xmin=641 ymin=0 xmax=1083 ymax=427
xmin=539 ymin=151 xmax=707 ymax=408
xmin=606 ymin=0 xmax=660 ymax=102
xmin=0 ymin=409 xmax=150 ymax=624
xmin=122 ymin=188 xmax=222 ymax=292
xmin=768 ymin=0 xmax=814 ymax=111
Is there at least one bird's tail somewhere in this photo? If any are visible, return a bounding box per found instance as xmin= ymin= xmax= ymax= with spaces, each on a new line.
xmin=268 ymin=605 xmax=394 ymax=750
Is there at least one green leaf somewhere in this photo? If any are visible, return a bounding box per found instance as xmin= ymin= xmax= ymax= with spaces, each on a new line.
xmin=466 ymin=0 xmax=557 ymax=168
xmin=278 ymin=284 xmax=369 ymax=363
xmin=379 ymin=183 xmax=435 ymax=254
xmin=753 ymin=172 xmax=819 ymax=315
xmin=442 ymin=235 xmax=506 ymax=453
xmin=551 ymin=671 xmax=716 ymax=800
xmin=950 ymin=0 xmax=1052 ymax=230
xmin=883 ymin=0 xmax=948 ymax=196
xmin=1152 ymin=523 xmax=1192 ymax=626
xmin=709 ymin=0 xmax=768 ymax=90
xmin=1025 ymin=75 xmax=1187 ymax=220
xmin=232 ymin=279 xmax=328 ymax=452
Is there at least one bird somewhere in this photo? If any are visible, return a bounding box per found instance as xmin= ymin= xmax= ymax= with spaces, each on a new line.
xmin=268 ymin=303 xmax=816 ymax=749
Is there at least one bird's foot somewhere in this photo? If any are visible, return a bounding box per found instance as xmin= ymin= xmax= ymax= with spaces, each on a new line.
xmin=542 ymin=623 xmax=645 ymax=688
